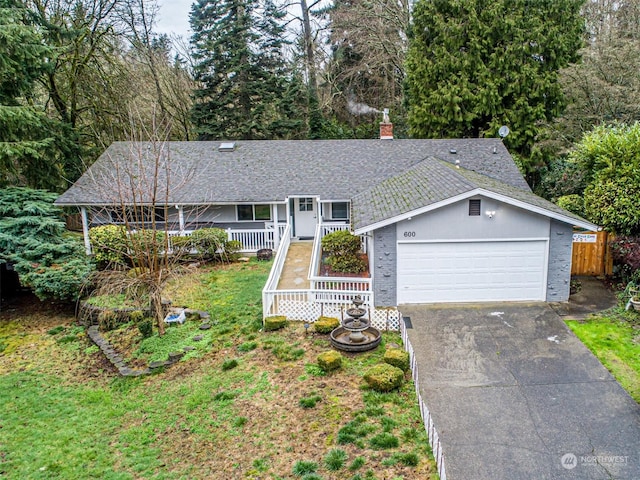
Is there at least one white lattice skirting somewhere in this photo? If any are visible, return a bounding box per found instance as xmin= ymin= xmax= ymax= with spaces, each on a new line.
xmin=274 ymin=300 xmax=401 ymax=331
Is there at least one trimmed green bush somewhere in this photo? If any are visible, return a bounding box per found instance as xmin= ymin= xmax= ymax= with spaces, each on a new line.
xmin=317 ymin=350 xmax=342 ymax=371
xmin=321 ymin=230 xmax=367 ymax=274
xmin=383 ymin=348 xmax=410 ymax=372
xmin=89 ymin=225 xmax=128 ymax=265
xmin=264 ymin=315 xmax=286 ymax=331
xmin=363 ymin=363 xmax=404 ymax=392
xmin=314 ymin=316 xmax=339 ymax=333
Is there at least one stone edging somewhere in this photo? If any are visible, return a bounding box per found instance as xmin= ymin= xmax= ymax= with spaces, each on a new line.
xmin=87 ymin=326 xmax=151 ymax=377
xmin=87 ymin=308 xmax=211 ymax=377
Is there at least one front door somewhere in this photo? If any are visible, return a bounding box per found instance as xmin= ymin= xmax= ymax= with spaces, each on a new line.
xmin=293 ymin=197 xmax=317 ymax=238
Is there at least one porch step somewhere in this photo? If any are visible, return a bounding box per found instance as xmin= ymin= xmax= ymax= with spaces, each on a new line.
xmin=277 ymin=241 xmax=313 ymax=290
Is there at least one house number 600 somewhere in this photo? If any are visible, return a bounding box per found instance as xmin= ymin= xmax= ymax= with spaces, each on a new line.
xmin=403 ymin=231 xmax=416 ymax=238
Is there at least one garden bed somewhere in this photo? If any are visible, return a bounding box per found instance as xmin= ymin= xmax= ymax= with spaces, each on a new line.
xmin=319 ymin=252 xmax=370 ymax=278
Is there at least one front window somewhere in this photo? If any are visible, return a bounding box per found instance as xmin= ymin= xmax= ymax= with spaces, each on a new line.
xmin=254 ymin=204 xmax=271 ymax=220
xmin=237 ymin=204 xmax=272 ymax=221
xmin=331 ymin=202 xmax=349 ymax=220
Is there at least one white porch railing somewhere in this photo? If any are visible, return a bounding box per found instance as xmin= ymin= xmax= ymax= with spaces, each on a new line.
xmin=164 ymin=224 xmax=287 ymax=253
xmin=263 ymin=225 xmax=292 ymax=292
xmin=308 ymin=223 xmax=372 ymax=292
xmin=260 ymin=221 xmax=394 ymax=327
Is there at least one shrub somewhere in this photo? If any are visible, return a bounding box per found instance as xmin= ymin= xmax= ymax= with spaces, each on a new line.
xmin=321 ymin=230 xmax=367 ymax=274
xmin=264 ymin=315 xmax=287 ymax=331
xmin=369 ymin=432 xmax=399 ymax=449
xmin=314 ymin=316 xmax=339 ymax=333
xmin=128 ymin=310 xmax=153 ymax=338
xmin=0 ymin=187 xmax=94 ymax=301
xmin=363 ymin=364 xmax=404 ymax=392
xmin=292 ymin=460 xmax=318 ymax=476
xmin=137 ymin=317 xmax=153 ymax=338
xmin=317 ymin=350 xmax=342 ymax=371
xmin=609 ymin=236 xmax=640 ymax=282
xmin=187 ymin=228 xmax=229 ymax=261
xmin=557 ymin=194 xmax=585 ymax=217
xmin=383 ymin=348 xmax=410 ymax=372
xmin=89 ymin=225 xmax=128 ymax=265
xmin=223 ymin=240 xmax=242 ymax=262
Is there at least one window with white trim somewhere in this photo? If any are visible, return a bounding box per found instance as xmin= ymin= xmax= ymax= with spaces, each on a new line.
xmin=331 ymin=202 xmax=349 ymax=220
xmin=237 ymin=204 xmax=272 ymax=221
xmin=299 ymin=198 xmax=314 ymax=212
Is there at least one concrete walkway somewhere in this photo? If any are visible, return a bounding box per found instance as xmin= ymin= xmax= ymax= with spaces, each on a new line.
xmin=401 ymin=303 xmax=640 ymax=480
xmin=551 ymin=276 xmax=618 ymax=320
xmin=277 ymin=241 xmax=313 ymax=290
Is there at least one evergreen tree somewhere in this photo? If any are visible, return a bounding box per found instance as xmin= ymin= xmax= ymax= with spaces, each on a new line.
xmin=0 ymin=187 xmax=94 ymax=300
xmin=405 ymin=0 xmax=584 ymax=162
xmin=190 ymin=0 xmax=304 ymax=139
xmin=0 ymin=0 xmax=69 ymax=190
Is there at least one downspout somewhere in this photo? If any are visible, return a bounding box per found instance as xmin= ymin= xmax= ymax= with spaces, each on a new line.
xmin=80 ymin=207 xmax=92 ymax=255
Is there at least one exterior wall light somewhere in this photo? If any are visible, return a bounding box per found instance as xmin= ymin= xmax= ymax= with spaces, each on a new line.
xmin=485 ymin=210 xmax=496 ymax=219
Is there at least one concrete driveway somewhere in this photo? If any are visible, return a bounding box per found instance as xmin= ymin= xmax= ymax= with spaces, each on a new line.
xmin=401 ymin=303 xmax=640 ymax=480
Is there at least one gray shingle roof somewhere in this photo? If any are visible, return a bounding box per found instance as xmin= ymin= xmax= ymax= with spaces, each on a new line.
xmin=55 ymin=138 xmax=529 ymax=206
xmin=351 ymin=158 xmax=594 ymax=230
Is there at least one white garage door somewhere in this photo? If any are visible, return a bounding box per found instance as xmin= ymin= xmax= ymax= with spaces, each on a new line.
xmin=397 ymin=241 xmax=547 ymax=304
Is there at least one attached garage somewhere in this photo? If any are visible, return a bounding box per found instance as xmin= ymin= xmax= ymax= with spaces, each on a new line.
xmin=396 ymin=240 xmax=548 ymax=304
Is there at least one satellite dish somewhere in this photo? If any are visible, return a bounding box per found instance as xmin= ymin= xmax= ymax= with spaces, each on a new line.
xmin=498 ymin=125 xmax=510 ymax=138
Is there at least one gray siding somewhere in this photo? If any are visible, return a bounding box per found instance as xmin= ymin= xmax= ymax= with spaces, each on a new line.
xmin=395 ymin=196 xmax=550 ymax=241
xmin=547 ymin=220 xmax=573 ymax=302
xmin=372 ymin=224 xmax=397 ymax=307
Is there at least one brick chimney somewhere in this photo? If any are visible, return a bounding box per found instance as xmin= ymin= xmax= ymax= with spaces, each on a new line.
xmin=380 ymin=108 xmax=393 ymax=140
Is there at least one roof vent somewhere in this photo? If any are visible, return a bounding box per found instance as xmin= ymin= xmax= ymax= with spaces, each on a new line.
xmin=449 ymin=148 xmax=457 ymax=154
xmin=218 ymin=142 xmax=236 ymax=152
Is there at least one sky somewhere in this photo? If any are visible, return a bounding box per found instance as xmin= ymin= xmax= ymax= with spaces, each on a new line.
xmin=156 ymin=0 xmax=193 ymax=40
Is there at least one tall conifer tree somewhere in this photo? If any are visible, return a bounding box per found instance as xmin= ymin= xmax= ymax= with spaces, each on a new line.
xmin=405 ymin=0 xmax=584 ymax=162
xmin=0 ymin=0 xmax=69 ymax=190
xmin=190 ymin=0 xmax=304 ymax=139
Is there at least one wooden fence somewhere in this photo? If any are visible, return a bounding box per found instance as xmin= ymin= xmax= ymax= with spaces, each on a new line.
xmin=571 ymin=231 xmax=613 ymax=276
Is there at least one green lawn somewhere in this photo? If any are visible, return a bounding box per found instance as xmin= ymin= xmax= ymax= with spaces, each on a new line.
xmin=566 ymin=310 xmax=640 ymax=402
xmin=0 ymin=259 xmax=438 ymax=479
